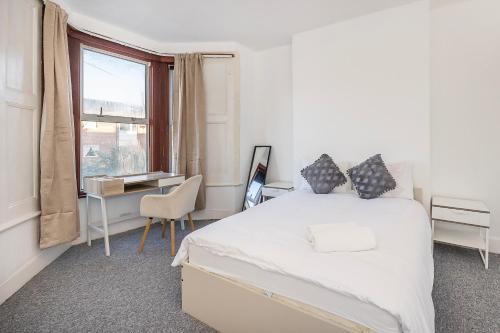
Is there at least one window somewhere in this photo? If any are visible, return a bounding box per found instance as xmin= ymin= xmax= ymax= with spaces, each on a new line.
xmin=80 ymin=48 xmax=149 ymax=185
xmin=80 ymin=121 xmax=147 ymax=179
xmin=68 ymin=27 xmax=173 ymax=196
xmin=80 ymin=47 xmax=149 ymax=184
xmin=82 ymin=49 xmax=147 ymax=118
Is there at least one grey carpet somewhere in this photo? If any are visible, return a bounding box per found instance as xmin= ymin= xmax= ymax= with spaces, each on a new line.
xmin=0 ymin=223 xmax=499 ymax=333
xmin=0 ymin=221 xmax=216 ymax=333
xmin=433 ymin=244 xmax=500 ymax=333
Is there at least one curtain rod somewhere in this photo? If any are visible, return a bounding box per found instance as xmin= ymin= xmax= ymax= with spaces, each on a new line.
xmin=69 ymin=25 xmax=235 ymax=58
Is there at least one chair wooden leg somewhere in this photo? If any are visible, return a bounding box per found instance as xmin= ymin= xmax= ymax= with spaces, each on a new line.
xmin=170 ymin=219 xmax=176 ymax=256
xmin=161 ymin=219 xmax=166 ymax=239
xmin=188 ymin=213 xmax=195 ymax=232
xmin=137 ymin=217 xmax=153 ymax=255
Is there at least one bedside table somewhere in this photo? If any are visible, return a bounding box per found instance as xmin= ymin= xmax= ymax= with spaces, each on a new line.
xmin=262 ymin=182 xmax=294 ymax=201
xmin=431 ymin=196 xmax=490 ymax=269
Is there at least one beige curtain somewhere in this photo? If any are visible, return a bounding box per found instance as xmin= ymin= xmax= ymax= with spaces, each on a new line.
xmin=39 ymin=1 xmax=79 ymax=248
xmin=172 ymin=54 xmax=207 ymax=210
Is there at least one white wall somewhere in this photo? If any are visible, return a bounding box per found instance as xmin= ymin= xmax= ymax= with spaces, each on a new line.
xmin=431 ymin=0 xmax=500 ymax=248
xmin=292 ymin=1 xmax=431 ymax=204
xmin=255 ymin=45 xmax=294 ymax=183
xmin=0 ymin=219 xmax=70 ymax=304
xmin=0 ymin=0 xmax=71 ymax=305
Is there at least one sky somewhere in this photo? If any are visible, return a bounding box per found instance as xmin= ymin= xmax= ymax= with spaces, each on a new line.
xmin=83 ymin=49 xmax=146 ymax=108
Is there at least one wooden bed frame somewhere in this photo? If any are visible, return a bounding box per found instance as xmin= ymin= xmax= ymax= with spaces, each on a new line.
xmin=181 ymin=188 xmax=425 ymax=332
xmin=182 ymin=262 xmax=373 ymax=333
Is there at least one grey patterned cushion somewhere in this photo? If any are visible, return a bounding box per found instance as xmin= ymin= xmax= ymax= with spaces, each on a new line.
xmin=301 ymin=154 xmax=347 ymax=194
xmin=347 ymin=154 xmax=396 ymax=199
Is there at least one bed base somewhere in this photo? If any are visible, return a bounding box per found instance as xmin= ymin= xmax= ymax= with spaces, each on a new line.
xmin=181 ymin=262 xmax=373 ymax=333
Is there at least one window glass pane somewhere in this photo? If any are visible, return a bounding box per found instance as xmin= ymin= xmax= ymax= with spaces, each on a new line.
xmin=82 ymin=49 xmax=147 ymax=118
xmin=81 ymin=121 xmax=147 ymax=184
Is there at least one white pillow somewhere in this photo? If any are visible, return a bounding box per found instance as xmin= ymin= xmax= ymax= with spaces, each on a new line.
xmin=300 ymin=159 xmax=352 ymax=193
xmin=381 ymin=162 xmax=414 ymax=200
xmin=334 ymin=162 xmax=352 ymax=193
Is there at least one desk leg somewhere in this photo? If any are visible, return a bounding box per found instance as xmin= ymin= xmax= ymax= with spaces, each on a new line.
xmin=479 ymin=228 xmax=489 ymax=269
xmin=86 ymin=195 xmax=91 ymax=246
xmin=100 ymin=197 xmax=110 ymax=256
xmin=485 ymin=228 xmax=489 ymax=269
xmin=181 ymin=217 xmax=185 ymax=231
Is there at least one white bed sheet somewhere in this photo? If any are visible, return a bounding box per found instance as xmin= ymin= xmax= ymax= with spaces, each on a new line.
xmin=189 ymin=244 xmax=402 ymax=333
xmin=173 ymin=191 xmax=435 ymax=333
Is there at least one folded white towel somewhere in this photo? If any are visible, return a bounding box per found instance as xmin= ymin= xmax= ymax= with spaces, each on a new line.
xmin=307 ymin=223 xmax=376 ymax=252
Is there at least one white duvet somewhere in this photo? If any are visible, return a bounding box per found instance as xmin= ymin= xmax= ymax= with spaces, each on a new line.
xmin=173 ymin=191 xmax=435 ymax=333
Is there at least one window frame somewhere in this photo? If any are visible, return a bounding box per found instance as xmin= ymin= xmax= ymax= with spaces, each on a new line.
xmin=79 ymin=45 xmax=151 ymax=186
xmin=68 ymin=27 xmax=174 ymax=197
xmin=80 ymin=45 xmax=151 ymax=125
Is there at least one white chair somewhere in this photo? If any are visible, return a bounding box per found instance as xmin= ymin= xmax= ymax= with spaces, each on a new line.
xmin=137 ymin=175 xmax=202 ymax=256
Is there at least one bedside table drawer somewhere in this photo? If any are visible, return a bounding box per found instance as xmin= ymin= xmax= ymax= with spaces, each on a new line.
xmin=432 ymin=206 xmax=489 ymax=227
xmin=262 ymin=187 xmax=288 ymax=197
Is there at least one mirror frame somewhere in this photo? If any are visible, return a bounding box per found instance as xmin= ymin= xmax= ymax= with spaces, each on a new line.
xmin=241 ymin=145 xmax=272 ymax=211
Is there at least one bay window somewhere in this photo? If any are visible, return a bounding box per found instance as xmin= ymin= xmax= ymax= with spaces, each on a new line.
xmin=68 ymin=27 xmax=173 ymax=196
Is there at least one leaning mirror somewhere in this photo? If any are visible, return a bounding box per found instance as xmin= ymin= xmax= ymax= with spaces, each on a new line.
xmin=242 ymin=145 xmax=271 ymax=210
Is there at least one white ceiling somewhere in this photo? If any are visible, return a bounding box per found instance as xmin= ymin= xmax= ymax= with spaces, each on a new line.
xmin=62 ymin=0 xmax=419 ymax=50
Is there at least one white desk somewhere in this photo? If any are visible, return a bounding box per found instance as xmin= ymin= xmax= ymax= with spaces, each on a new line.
xmin=84 ymin=172 xmax=185 ymax=256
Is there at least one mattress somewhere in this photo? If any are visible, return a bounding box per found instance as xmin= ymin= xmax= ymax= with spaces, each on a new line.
xmin=173 ymin=191 xmax=435 ymax=333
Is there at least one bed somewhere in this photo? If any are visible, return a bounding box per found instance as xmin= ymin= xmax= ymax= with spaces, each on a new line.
xmin=172 ymin=190 xmax=435 ymax=333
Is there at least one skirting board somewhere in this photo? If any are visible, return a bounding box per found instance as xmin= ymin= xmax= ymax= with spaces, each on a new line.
xmin=489 ymin=236 xmax=500 ymax=254
xmin=0 ymin=243 xmax=70 ymax=305
xmin=72 ymin=216 xmax=146 ymax=245
xmin=181 ymin=262 xmax=372 ymax=333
